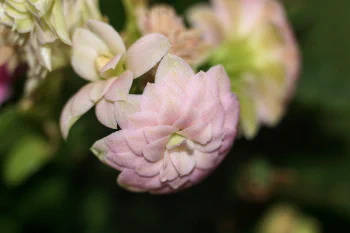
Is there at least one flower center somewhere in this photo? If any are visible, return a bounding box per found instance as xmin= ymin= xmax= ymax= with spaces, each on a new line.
xmin=95 ymin=55 xmax=112 ymax=73
xmin=166 ymin=133 xmax=194 ymax=151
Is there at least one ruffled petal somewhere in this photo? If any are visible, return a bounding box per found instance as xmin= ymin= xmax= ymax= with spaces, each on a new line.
xmin=170 ymin=150 xmax=196 ymax=176
xmin=144 ymin=125 xmax=178 ymax=143
xmin=114 ymin=95 xmax=141 ymax=129
xmin=179 ymin=123 xmax=212 ymax=145
xmin=143 ymin=137 xmax=169 ymax=162
xmin=136 ymin=160 xmax=163 ymax=177
xmin=194 ymin=150 xmax=218 ymax=169
xmin=127 ymin=111 xmax=159 ymax=129
xmin=118 ymin=169 xmax=162 ymax=192
xmin=123 ymin=129 xmax=148 ymax=156
xmin=159 ymin=151 xmax=179 ymax=182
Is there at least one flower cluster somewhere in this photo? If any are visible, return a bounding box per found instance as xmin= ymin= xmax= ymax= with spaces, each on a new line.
xmin=0 ymin=0 xmax=300 ymax=194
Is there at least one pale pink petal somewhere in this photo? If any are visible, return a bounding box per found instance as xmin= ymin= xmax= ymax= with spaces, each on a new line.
xmin=127 ymin=111 xmax=158 ymax=129
xmin=194 ymin=139 xmax=222 ymax=153
xmin=71 ymin=47 xmax=100 ymax=81
xmin=157 ymin=97 xmax=182 ymax=125
xmin=194 ymin=150 xmax=218 ymax=169
xmin=179 ymin=123 xmax=212 ymax=145
xmin=114 ymin=95 xmax=141 ymax=129
xmin=95 ymin=98 xmax=117 ymax=129
xmin=159 ymin=152 xmax=179 ymax=182
xmin=89 ymin=78 xmax=116 ymax=102
xmin=151 ymin=186 xmax=173 ymax=195
xmin=118 ymin=169 xmax=162 ymax=191
xmin=143 ymin=137 xmax=169 ymax=162
xmin=136 ymin=160 xmax=163 ymax=177
xmin=207 ymin=65 xmax=231 ymax=96
xmin=87 ymin=19 xmax=126 ymax=54
xmin=190 ymin=168 xmax=210 ymax=185
xmin=144 ymin=125 xmax=178 ymax=143
xmin=104 ymin=70 xmax=134 ymax=102
xmin=170 ymin=150 xmax=196 ymax=176
xmin=60 ymin=83 xmax=95 ymax=139
xmin=103 ymin=131 xmax=132 ymax=154
xmin=108 ymin=151 xmax=142 ymax=169
xmin=169 ymin=176 xmax=190 ymax=189
xmin=155 ymin=54 xmax=194 ymax=84
xmin=221 ymin=93 xmax=240 ymax=130
xmin=126 ymin=33 xmax=171 ymax=78
xmin=100 ymin=54 xmax=124 ymax=78
xmin=123 ymin=129 xmax=148 ymax=156
xmin=140 ymin=83 xmax=160 ymax=112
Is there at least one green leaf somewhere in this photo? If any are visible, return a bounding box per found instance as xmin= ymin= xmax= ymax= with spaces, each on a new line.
xmin=3 ymin=135 xmax=52 ymax=186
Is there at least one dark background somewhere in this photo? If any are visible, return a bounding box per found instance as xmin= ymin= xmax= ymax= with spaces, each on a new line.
xmin=1 ymin=0 xmax=350 ymax=232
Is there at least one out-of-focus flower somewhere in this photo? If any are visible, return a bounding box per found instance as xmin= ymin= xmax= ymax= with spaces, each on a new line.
xmin=60 ymin=20 xmax=171 ymax=139
xmin=137 ymin=5 xmax=209 ymax=67
xmin=91 ymin=54 xmax=240 ymax=194
xmin=17 ymin=0 xmax=103 ymax=95
xmin=188 ymin=0 xmax=300 ymax=139
xmin=0 ymin=25 xmax=21 ymax=105
xmin=0 ymin=0 xmax=71 ymax=45
xmin=257 ymin=205 xmax=321 ymax=233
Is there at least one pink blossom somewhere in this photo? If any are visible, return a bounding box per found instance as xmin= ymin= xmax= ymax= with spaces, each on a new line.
xmin=0 ymin=64 xmax=11 ymax=105
xmin=91 ymin=54 xmax=240 ymax=193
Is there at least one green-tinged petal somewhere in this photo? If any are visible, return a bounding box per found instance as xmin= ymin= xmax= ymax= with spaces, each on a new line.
xmin=15 ymin=16 xmax=34 ymax=33
xmin=27 ymin=0 xmax=53 ymax=17
xmin=6 ymin=0 xmax=27 ymax=12
xmin=38 ymin=44 xmax=52 ymax=71
xmin=4 ymin=2 xmax=31 ymax=19
xmin=35 ymin=20 xmax=57 ymax=44
xmin=237 ymin=88 xmax=259 ymax=140
xmin=45 ymin=0 xmax=71 ymax=45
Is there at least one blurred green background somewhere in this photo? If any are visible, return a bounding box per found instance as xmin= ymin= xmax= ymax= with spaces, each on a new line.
xmin=1 ymin=0 xmax=350 ymax=232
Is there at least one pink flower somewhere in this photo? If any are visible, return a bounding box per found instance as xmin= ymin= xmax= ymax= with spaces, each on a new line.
xmin=91 ymin=54 xmax=240 ymax=193
xmin=0 ymin=64 xmax=11 ymax=105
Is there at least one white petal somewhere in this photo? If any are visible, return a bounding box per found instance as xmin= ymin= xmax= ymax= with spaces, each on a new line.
xmin=126 ymin=33 xmax=171 ymax=78
xmin=104 ymin=70 xmax=133 ymax=102
xmin=60 ymin=83 xmax=95 ymax=139
xmin=95 ymin=98 xmax=117 ymax=129
xmin=87 ymin=19 xmax=126 ymax=54
xmin=72 ymin=28 xmax=110 ymax=54
xmin=71 ymin=46 xmax=100 ymax=81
